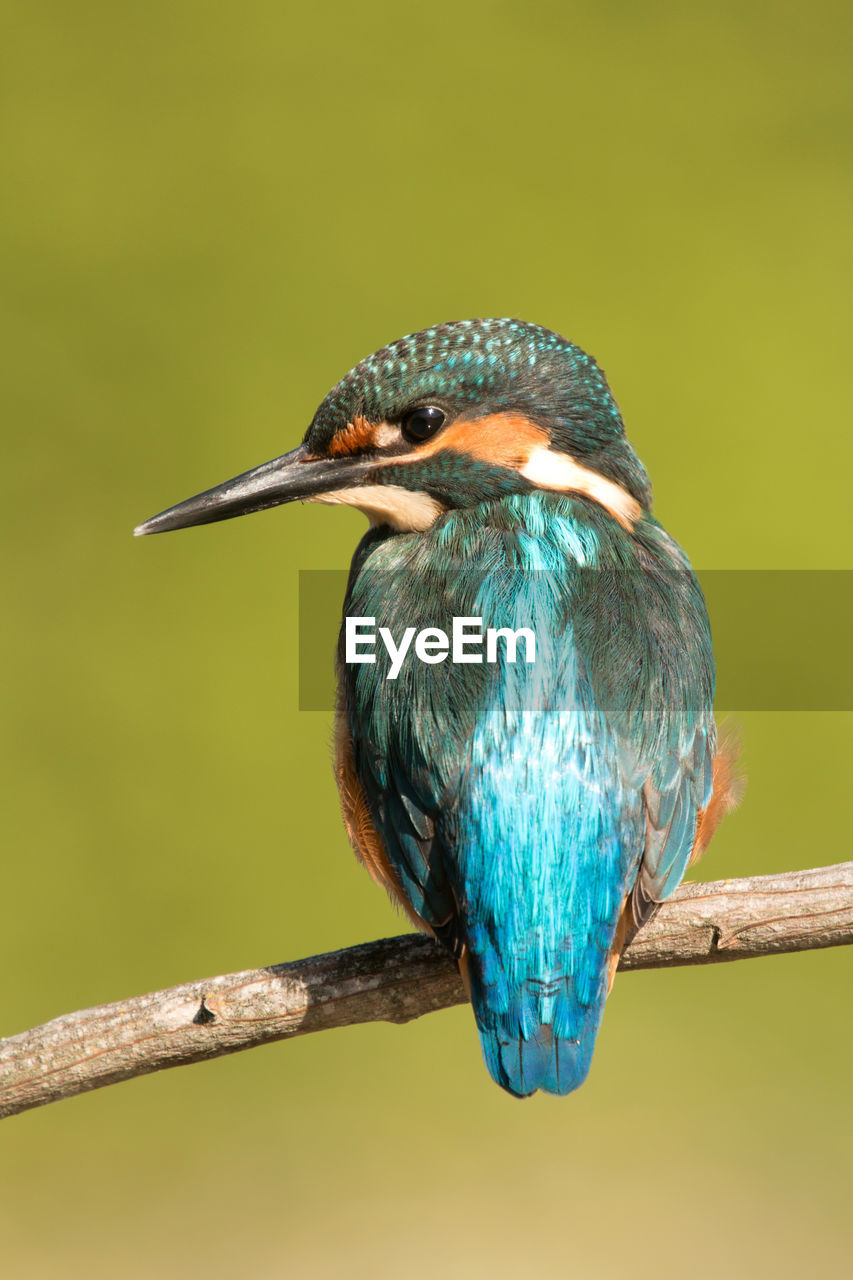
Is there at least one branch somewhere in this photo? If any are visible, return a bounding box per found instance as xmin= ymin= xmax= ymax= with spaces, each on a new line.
xmin=2 ymin=862 xmax=851 ymax=1120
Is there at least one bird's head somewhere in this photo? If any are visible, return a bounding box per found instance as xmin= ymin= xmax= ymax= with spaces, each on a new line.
xmin=136 ymin=319 xmax=652 ymax=538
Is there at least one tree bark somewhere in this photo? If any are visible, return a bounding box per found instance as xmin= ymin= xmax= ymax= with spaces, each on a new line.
xmin=1 ymin=861 xmax=850 ymax=1121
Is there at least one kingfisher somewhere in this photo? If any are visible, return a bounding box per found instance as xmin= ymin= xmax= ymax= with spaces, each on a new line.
xmin=136 ymin=319 xmax=737 ymax=1098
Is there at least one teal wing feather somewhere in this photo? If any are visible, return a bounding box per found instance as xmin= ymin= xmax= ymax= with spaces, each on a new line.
xmin=580 ymin=522 xmax=716 ymax=925
xmin=634 ymin=722 xmax=715 ymax=923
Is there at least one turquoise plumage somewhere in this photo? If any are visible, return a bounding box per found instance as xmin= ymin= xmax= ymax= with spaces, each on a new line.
xmin=136 ymin=318 xmax=733 ymax=1098
xmin=342 ymin=493 xmax=714 ymax=1095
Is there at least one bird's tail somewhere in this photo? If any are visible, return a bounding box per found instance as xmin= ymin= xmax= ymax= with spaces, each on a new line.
xmin=461 ymin=949 xmax=607 ymax=1098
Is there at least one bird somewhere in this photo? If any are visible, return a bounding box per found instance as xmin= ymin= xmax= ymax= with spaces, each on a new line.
xmin=136 ymin=318 xmax=738 ymax=1098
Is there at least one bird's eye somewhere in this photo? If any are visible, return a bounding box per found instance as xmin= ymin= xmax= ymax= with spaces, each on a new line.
xmin=401 ymin=405 xmax=446 ymax=443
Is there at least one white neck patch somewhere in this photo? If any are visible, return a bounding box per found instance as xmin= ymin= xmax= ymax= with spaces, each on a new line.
xmin=520 ymin=447 xmax=641 ymax=530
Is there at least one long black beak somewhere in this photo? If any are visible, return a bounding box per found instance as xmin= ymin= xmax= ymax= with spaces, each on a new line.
xmin=134 ymin=443 xmax=375 ymax=536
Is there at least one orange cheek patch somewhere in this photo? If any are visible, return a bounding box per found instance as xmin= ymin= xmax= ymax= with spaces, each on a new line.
xmin=327 ymin=415 xmax=378 ymax=457
xmin=413 ymin=413 xmax=549 ymax=468
xmin=328 ymin=412 xmax=547 ymax=465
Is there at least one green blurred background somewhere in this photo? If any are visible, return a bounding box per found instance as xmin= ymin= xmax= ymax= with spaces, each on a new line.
xmin=1 ymin=1 xmax=851 ymax=1276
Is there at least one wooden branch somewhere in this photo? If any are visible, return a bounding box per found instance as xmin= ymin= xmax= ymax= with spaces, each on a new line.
xmin=1 ymin=861 xmax=851 ymax=1120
